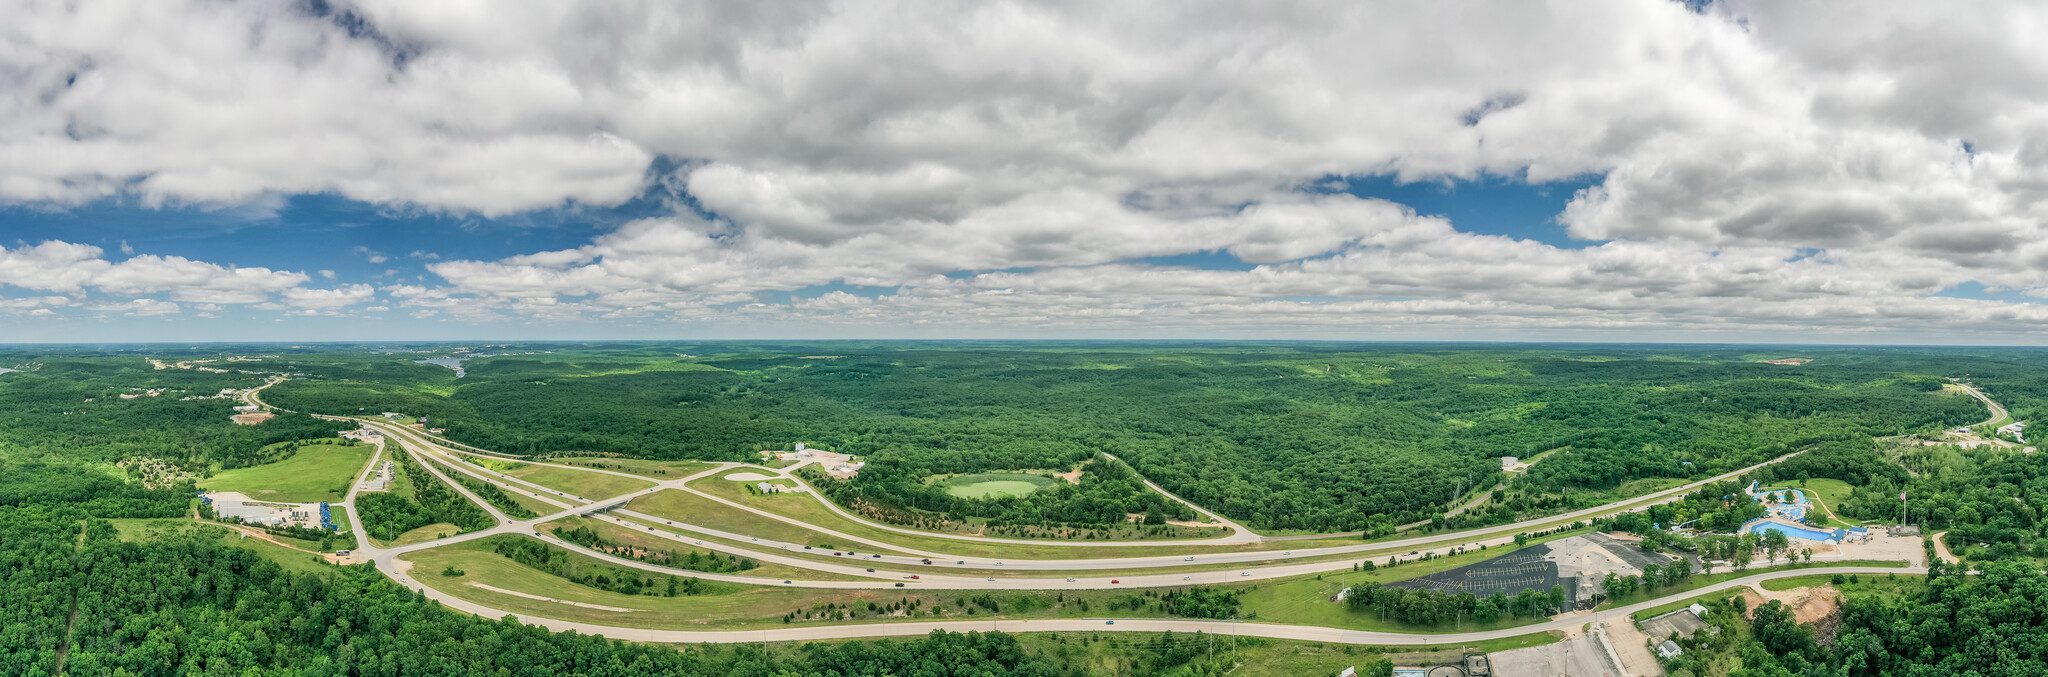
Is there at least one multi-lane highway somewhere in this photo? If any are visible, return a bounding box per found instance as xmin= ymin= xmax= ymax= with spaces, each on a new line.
xmin=281 ymin=388 xmax=1957 ymax=647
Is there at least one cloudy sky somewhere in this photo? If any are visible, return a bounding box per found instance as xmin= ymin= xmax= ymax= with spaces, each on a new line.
xmin=5 ymin=0 xmax=2048 ymax=343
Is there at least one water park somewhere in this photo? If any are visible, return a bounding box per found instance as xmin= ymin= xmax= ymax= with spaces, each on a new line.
xmin=1740 ymin=481 xmax=1868 ymax=545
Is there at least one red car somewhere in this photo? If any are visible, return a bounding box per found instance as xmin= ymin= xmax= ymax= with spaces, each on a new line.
xmin=1110 ymin=579 xmax=1120 ymax=584
xmin=908 ymin=575 xmax=920 ymax=579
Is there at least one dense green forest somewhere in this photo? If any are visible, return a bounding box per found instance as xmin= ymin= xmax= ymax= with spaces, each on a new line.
xmin=0 ymin=351 xmax=348 ymax=472
xmin=259 ymin=343 xmax=1995 ymax=532
xmin=0 ymin=504 xmax=1079 ymax=676
xmin=10 ymin=343 xmax=2048 ymax=675
xmin=1664 ymin=561 xmax=2048 ymax=677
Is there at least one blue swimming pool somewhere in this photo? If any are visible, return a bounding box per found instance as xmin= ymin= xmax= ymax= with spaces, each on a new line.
xmin=1744 ymin=519 xmax=1843 ymax=542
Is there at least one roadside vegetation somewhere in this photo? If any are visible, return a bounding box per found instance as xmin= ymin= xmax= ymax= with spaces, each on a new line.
xmin=355 ymin=448 xmax=493 ymax=544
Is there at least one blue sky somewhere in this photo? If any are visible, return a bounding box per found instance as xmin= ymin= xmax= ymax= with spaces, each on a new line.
xmin=0 ymin=173 xmax=1602 ymax=341
xmin=6 ymin=2 xmax=2048 ymax=343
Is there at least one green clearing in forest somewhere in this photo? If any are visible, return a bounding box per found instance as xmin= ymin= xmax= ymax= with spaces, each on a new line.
xmin=939 ymin=473 xmax=1058 ymax=499
xmin=200 ymin=442 xmax=372 ymax=503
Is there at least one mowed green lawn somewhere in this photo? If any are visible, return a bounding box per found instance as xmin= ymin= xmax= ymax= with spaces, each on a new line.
xmin=937 ymin=472 xmax=1056 ymax=499
xmin=505 ymin=463 xmax=657 ymax=500
xmin=390 ymin=522 xmax=461 ymax=547
xmin=1797 ymin=478 xmax=1865 ymax=526
xmin=201 ymin=442 xmax=372 ymax=503
xmin=688 ymin=471 xmax=799 ymax=502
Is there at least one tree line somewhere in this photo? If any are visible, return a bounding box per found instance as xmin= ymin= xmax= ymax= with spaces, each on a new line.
xmin=264 ymin=346 xmax=1989 ymax=533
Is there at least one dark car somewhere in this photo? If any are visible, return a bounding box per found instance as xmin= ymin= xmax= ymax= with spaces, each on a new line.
xmin=866 ymin=568 xmax=876 ymax=572
xmin=894 ymin=582 xmax=905 ymax=587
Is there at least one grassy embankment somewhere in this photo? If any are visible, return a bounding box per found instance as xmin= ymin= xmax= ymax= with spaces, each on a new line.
xmin=542 ymin=514 xmax=869 ymax=582
xmin=400 ymin=535 xmax=1552 ymax=634
xmin=549 ymin=457 xmax=715 ymax=479
xmin=501 ymin=463 xmax=656 ymax=501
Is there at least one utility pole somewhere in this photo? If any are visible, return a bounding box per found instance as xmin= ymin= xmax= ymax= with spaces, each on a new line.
xmin=1230 ymin=613 xmax=1237 ymax=661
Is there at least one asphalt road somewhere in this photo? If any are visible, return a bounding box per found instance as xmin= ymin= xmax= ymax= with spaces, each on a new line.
xmin=385 ymin=562 xmax=1923 ymax=645
xmin=309 ymin=388 xmax=2001 ymax=646
xmin=1954 ymin=382 xmax=2009 ymax=426
xmin=359 ymin=418 xmax=1823 ymax=584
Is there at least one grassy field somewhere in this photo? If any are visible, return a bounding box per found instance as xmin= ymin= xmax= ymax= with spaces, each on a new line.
xmin=1760 ymin=571 xmax=1921 ymax=592
xmin=388 ymin=451 xmax=419 ymax=501
xmin=390 ymin=522 xmax=461 ymax=547
xmin=1792 ymin=478 xmax=1865 ymax=526
xmin=505 ymin=463 xmax=656 ymax=500
xmin=690 ymin=471 xmax=800 ymax=502
xmin=551 ymin=457 xmax=715 ymax=479
xmin=937 ymin=473 xmax=1058 ymax=499
xmin=200 ymin=442 xmax=373 ymax=503
xmin=501 ymin=488 xmax=568 ymax=516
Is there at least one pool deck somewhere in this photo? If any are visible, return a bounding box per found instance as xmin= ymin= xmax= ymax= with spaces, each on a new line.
xmin=1742 ymin=516 xmax=1867 ymax=543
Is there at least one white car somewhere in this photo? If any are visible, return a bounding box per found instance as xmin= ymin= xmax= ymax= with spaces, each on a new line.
xmin=1067 ymin=577 xmax=1076 ymax=582
xmin=1182 ymin=575 xmax=1191 ymax=581
xmin=1184 ymin=556 xmax=1194 ymax=561
xmin=1240 ymin=572 xmax=1250 ymax=576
